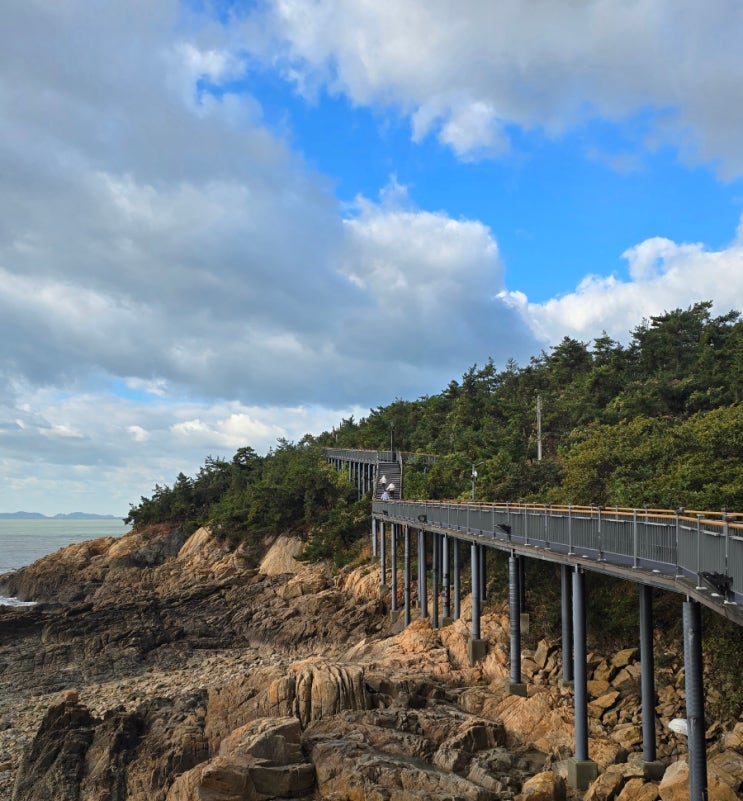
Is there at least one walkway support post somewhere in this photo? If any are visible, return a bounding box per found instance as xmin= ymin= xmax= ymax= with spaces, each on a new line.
xmin=639 ymin=584 xmax=664 ymax=778
xmin=479 ymin=544 xmax=487 ymax=601
xmin=379 ymin=521 xmax=387 ymax=601
xmin=442 ymin=535 xmax=451 ymax=622
xmin=683 ymin=599 xmax=708 ymax=801
xmin=519 ymin=556 xmax=529 ymax=634
xmin=561 ymin=564 xmax=574 ymax=685
xmin=390 ymin=523 xmax=398 ymax=613
xmin=468 ymin=542 xmax=487 ymax=664
xmin=418 ymin=530 xmax=428 ymax=619
xmin=432 ymin=532 xmax=440 ymax=629
xmin=404 ymin=524 xmax=411 ymax=626
xmin=453 ymin=539 xmax=461 ymax=620
xmin=471 ymin=543 xmax=480 ymax=640
xmin=568 ymin=566 xmax=597 ymax=790
xmin=508 ymin=554 xmax=527 ymax=696
xmin=372 ymin=517 xmax=378 ymax=558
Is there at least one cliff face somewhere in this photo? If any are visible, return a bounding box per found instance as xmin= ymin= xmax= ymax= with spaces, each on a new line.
xmin=1 ymin=526 xmax=743 ymax=801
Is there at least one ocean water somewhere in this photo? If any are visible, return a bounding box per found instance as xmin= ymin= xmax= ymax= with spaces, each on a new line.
xmin=0 ymin=518 xmax=129 ymax=606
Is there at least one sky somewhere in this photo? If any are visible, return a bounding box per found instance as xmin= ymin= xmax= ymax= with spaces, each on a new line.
xmin=2 ymin=0 xmax=743 ymax=516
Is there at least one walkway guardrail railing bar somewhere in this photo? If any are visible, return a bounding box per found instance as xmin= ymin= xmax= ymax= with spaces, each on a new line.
xmin=372 ymin=500 xmax=743 ymax=608
xmin=325 ymin=448 xmax=438 ymax=466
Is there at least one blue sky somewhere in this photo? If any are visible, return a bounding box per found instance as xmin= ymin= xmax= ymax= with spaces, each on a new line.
xmin=2 ymin=0 xmax=743 ymax=515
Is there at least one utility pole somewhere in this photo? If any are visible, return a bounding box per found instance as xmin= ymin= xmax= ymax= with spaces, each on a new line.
xmin=536 ymin=395 xmax=542 ymax=462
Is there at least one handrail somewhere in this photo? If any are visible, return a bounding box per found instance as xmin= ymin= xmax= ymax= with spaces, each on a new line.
xmin=395 ymin=500 xmax=743 ymax=531
xmin=324 ymin=447 xmax=438 ymax=465
xmin=372 ymin=498 xmax=743 ymax=620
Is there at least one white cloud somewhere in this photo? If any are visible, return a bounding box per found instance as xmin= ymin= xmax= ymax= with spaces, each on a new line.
xmin=340 ymin=184 xmax=535 ymax=368
xmin=251 ymin=0 xmax=743 ymax=174
xmin=0 ymin=383 xmax=368 ymax=515
xmin=128 ymin=426 xmax=150 ymax=443
xmin=506 ymin=220 xmax=743 ymax=344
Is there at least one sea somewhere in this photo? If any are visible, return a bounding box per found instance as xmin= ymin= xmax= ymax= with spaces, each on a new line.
xmin=0 ymin=518 xmax=129 ymax=606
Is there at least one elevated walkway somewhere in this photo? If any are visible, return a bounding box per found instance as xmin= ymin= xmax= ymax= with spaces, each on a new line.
xmin=325 ymin=447 xmax=434 ymax=500
xmin=373 ymin=499 xmax=743 ymax=624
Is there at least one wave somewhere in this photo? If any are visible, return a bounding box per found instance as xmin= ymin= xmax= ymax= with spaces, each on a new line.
xmin=0 ymin=595 xmax=36 ymax=607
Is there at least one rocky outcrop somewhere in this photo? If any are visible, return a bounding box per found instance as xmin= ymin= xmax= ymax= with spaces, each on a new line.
xmin=166 ymin=717 xmax=315 ymax=801
xmin=4 ymin=526 xmax=743 ymax=801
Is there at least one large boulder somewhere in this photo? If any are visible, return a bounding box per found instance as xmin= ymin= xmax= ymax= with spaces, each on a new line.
xmin=11 ymin=697 xmax=96 ymax=801
xmin=516 ymin=771 xmax=566 ymax=801
xmin=303 ymin=705 xmax=513 ymax=801
xmin=166 ymin=717 xmax=315 ymax=801
xmin=659 ymin=759 xmax=740 ymax=801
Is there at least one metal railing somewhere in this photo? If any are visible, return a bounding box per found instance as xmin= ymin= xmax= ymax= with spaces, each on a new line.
xmin=373 ymin=500 xmax=743 ymax=608
xmin=325 ymin=448 xmax=438 ymax=466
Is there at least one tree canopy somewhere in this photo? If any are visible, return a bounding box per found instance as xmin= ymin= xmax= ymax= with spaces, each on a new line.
xmin=126 ymin=302 xmax=743 ymax=553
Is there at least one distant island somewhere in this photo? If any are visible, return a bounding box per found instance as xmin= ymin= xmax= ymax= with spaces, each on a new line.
xmin=0 ymin=512 xmax=121 ymax=520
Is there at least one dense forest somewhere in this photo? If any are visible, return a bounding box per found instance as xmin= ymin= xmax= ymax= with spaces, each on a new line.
xmin=126 ymin=300 xmax=743 ymax=553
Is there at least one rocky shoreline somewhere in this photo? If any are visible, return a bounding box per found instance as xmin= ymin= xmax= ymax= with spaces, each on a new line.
xmin=1 ymin=525 xmax=743 ymax=800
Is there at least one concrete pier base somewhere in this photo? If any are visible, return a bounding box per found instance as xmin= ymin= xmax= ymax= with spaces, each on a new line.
xmin=467 ymin=638 xmax=488 ymax=665
xmin=507 ymin=681 xmax=527 ymax=697
xmin=641 ymin=760 xmax=666 ymax=781
xmin=567 ymin=758 xmax=598 ymax=790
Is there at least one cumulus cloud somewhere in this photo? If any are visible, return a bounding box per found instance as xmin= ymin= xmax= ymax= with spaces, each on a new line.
xmin=505 ymin=221 xmax=743 ymax=344
xmin=251 ymin=0 xmax=743 ymax=174
xmin=0 ymin=1 xmax=544 ymax=512
xmin=0 ymin=382 xmax=367 ymax=515
xmin=0 ymin=1 xmax=535 ymax=407
xmin=340 ymin=184 xmax=535 ymax=370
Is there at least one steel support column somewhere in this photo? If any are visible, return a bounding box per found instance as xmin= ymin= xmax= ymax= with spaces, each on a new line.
xmin=442 ymin=535 xmax=450 ymax=619
xmin=508 ymin=555 xmax=526 ymax=694
xmin=519 ymin=557 xmax=526 ymax=612
xmin=371 ymin=517 xmax=378 ymax=558
xmin=453 ymin=538 xmax=461 ymax=620
xmin=471 ymin=543 xmax=481 ymax=640
xmin=568 ymin=566 xmax=597 ymax=789
xmin=509 ymin=555 xmax=521 ymax=682
xmin=416 ymin=527 xmax=422 ymax=605
xmin=390 ymin=523 xmax=398 ymax=612
xmin=380 ymin=520 xmax=386 ymax=591
xmin=404 ymin=524 xmax=411 ymax=626
xmin=432 ymin=532 xmax=440 ymax=629
xmin=419 ymin=530 xmax=428 ymax=619
xmin=639 ymin=584 xmax=656 ymax=761
xmin=561 ymin=564 xmax=574 ymax=683
xmin=573 ymin=567 xmax=588 ymax=761
xmin=479 ymin=544 xmax=487 ymax=601
xmin=683 ymin=599 xmax=708 ymax=801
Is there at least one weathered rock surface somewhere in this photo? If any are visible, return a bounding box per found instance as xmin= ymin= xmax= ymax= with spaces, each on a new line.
xmin=166 ymin=716 xmax=315 ymax=801
xmin=2 ymin=526 xmax=743 ymax=800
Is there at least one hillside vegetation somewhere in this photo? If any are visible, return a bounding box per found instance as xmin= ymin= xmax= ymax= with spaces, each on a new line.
xmin=124 ymin=301 xmax=743 ymax=716
xmin=127 ymin=301 xmax=743 ymax=543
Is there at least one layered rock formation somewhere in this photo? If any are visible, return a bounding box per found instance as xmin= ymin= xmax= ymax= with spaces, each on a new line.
xmin=1 ymin=526 xmax=742 ymax=800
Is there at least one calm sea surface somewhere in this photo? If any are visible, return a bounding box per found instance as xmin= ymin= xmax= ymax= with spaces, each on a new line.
xmin=0 ymin=518 xmax=129 ymax=605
